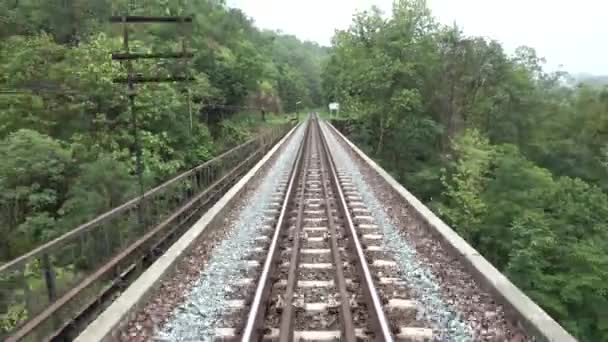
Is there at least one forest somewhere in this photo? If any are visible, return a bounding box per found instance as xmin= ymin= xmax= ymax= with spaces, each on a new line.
xmin=0 ymin=0 xmax=326 ymax=266
xmin=322 ymin=1 xmax=608 ymax=341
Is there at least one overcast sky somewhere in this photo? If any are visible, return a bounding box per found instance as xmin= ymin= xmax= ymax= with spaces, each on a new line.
xmin=227 ymin=0 xmax=608 ymax=75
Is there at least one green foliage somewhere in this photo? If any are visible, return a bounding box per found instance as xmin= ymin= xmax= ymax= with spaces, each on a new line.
xmin=324 ymin=1 xmax=608 ymax=340
xmin=506 ymin=178 xmax=608 ymax=339
xmin=216 ymin=119 xmax=252 ymax=151
xmin=0 ymin=0 xmax=111 ymax=43
xmin=437 ymin=130 xmax=493 ymax=240
xmin=0 ymin=130 xmax=73 ymax=259
xmin=0 ymin=304 xmax=26 ymax=334
xmin=59 ymin=154 xmax=136 ymax=228
xmin=441 ymin=139 xmax=608 ymax=340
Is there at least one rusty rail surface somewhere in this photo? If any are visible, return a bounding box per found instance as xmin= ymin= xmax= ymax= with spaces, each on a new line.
xmin=0 ymin=122 xmax=294 ymax=341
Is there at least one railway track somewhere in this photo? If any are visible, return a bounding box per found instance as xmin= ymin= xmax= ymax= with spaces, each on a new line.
xmin=77 ymin=114 xmax=575 ymax=342
xmin=214 ymin=117 xmax=433 ymax=341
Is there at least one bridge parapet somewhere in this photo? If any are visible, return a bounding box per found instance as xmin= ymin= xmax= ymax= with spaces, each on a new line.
xmin=324 ymin=121 xmax=576 ymax=342
xmin=0 ymin=122 xmax=294 ymax=341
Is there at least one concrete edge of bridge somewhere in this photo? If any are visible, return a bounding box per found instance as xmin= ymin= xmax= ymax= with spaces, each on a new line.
xmin=322 ymin=120 xmax=577 ymax=342
xmin=75 ymin=123 xmax=301 ymax=342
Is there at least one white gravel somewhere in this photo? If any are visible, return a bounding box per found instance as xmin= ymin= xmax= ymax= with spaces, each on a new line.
xmin=156 ymin=124 xmax=305 ymax=342
xmin=320 ymin=121 xmax=474 ymax=341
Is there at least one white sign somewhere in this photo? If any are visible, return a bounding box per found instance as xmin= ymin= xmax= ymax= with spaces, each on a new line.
xmin=329 ymin=102 xmax=340 ymax=111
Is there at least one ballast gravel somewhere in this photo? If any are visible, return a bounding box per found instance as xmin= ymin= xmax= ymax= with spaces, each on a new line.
xmin=157 ymin=125 xmax=304 ymax=341
xmin=322 ymin=121 xmax=529 ymax=342
xmin=156 ymin=126 xmax=304 ymax=341
xmin=119 ymin=125 xmax=304 ymax=342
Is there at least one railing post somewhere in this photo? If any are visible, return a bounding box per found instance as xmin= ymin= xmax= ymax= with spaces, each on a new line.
xmin=41 ymin=254 xmax=57 ymax=302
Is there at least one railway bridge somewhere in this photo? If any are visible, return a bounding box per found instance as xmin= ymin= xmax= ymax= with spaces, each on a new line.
xmin=1 ymin=115 xmax=575 ymax=341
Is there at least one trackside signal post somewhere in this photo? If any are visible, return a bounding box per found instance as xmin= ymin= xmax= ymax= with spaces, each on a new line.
xmin=329 ymin=102 xmax=340 ymax=118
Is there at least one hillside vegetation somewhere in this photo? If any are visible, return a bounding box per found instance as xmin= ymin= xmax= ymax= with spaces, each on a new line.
xmin=322 ymin=1 xmax=608 ymax=340
xmin=0 ymin=0 xmax=326 ymax=262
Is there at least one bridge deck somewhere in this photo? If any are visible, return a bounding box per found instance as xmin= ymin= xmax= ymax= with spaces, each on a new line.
xmin=72 ymin=117 xmax=575 ymax=342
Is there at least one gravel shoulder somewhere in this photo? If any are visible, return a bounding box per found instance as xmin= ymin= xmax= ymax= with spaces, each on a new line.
xmin=321 ymin=121 xmax=529 ymax=342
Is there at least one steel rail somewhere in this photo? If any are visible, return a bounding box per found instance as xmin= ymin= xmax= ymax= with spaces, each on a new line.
xmin=314 ymin=117 xmax=358 ymax=341
xmin=241 ymin=121 xmax=311 ymax=341
xmin=317 ymin=118 xmax=395 ymax=341
xmin=277 ymin=120 xmax=312 ymax=341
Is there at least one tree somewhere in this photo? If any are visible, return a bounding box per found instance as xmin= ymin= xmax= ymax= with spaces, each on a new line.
xmin=0 ymin=130 xmax=73 ymax=259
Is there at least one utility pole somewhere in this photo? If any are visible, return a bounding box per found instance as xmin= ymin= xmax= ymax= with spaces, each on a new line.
xmin=110 ymin=7 xmax=193 ymax=222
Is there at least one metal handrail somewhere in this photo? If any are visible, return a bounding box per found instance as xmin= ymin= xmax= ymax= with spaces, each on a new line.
xmin=0 ymin=122 xmax=294 ymax=340
xmin=0 ymin=124 xmax=289 ymax=274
